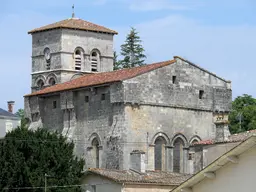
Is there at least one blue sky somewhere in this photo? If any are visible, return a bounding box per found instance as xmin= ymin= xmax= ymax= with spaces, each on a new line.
xmin=0 ymin=0 xmax=255 ymax=111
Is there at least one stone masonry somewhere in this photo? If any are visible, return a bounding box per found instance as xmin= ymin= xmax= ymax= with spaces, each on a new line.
xmin=24 ymin=17 xmax=232 ymax=174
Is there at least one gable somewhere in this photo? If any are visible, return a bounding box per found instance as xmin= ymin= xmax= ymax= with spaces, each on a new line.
xmin=122 ymin=57 xmax=231 ymax=112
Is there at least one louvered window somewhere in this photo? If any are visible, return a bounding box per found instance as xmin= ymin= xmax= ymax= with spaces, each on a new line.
xmin=75 ymin=50 xmax=81 ymax=70
xmin=91 ymin=51 xmax=98 ymax=72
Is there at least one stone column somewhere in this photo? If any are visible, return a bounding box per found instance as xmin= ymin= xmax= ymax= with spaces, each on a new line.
xmin=214 ymin=112 xmax=230 ymax=142
xmin=165 ymin=145 xmax=173 ymax=172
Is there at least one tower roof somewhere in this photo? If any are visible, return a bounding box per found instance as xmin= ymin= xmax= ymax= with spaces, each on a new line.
xmin=28 ymin=18 xmax=118 ymax=35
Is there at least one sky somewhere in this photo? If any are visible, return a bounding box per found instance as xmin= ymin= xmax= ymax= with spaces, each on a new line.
xmin=0 ymin=0 xmax=256 ymax=111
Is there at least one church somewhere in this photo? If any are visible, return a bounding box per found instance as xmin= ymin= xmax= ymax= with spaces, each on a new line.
xmin=24 ymin=14 xmax=232 ymax=174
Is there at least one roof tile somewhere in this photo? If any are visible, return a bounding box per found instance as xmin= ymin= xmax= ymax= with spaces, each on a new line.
xmin=86 ymin=168 xmax=192 ymax=185
xmin=192 ymin=129 xmax=256 ymax=146
xmin=28 ymin=18 xmax=118 ymax=34
xmin=25 ymin=60 xmax=175 ymax=97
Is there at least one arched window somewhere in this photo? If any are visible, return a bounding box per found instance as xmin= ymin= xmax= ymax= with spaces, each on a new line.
xmin=189 ymin=136 xmax=201 ymax=145
xmin=154 ymin=136 xmax=167 ymax=170
xmin=48 ymin=78 xmax=56 ymax=86
xmin=92 ymin=138 xmax=100 ymax=168
xmin=75 ymin=49 xmax=82 ymax=70
xmin=37 ymin=79 xmax=44 ymax=90
xmin=91 ymin=51 xmax=99 ymax=72
xmin=173 ymin=138 xmax=185 ymax=173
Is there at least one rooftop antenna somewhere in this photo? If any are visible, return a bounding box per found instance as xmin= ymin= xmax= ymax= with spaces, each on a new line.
xmin=72 ymin=4 xmax=75 ymax=18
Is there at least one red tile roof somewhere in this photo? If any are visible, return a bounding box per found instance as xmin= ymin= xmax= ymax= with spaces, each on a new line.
xmin=85 ymin=168 xmax=192 ymax=186
xmin=25 ymin=60 xmax=176 ymax=97
xmin=28 ymin=18 xmax=118 ymax=34
xmin=192 ymin=129 xmax=256 ymax=146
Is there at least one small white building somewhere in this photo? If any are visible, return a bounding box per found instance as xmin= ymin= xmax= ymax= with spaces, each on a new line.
xmin=172 ymin=135 xmax=256 ymax=192
xmin=0 ymin=101 xmax=20 ymax=138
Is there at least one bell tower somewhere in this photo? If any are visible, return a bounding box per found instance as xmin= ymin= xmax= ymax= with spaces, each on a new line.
xmin=28 ymin=14 xmax=118 ymax=92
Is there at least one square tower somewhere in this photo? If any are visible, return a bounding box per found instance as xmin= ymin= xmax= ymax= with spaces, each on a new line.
xmin=28 ymin=17 xmax=118 ymax=92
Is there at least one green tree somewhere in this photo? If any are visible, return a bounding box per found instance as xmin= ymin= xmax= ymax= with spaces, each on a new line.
xmin=113 ymin=51 xmax=122 ymax=70
xmin=229 ymin=94 xmax=256 ymax=134
xmin=0 ymin=126 xmax=84 ymax=192
xmin=15 ymin=108 xmax=27 ymax=127
xmin=119 ymin=27 xmax=146 ymax=68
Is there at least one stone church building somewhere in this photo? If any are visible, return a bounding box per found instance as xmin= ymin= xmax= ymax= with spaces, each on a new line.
xmin=24 ymin=16 xmax=232 ymax=174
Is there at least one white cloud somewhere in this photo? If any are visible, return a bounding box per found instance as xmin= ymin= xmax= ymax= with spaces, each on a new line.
xmin=113 ymin=15 xmax=256 ymax=98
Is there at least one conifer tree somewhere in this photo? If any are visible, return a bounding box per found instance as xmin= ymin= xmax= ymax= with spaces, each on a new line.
xmin=0 ymin=126 xmax=84 ymax=192
xmin=119 ymin=27 xmax=146 ymax=68
xmin=113 ymin=51 xmax=122 ymax=70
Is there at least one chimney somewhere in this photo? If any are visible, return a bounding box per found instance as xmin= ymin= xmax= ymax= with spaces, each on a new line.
xmin=7 ymin=101 xmax=15 ymax=113
xmin=214 ymin=112 xmax=230 ymax=142
xmin=130 ymin=150 xmax=146 ymax=173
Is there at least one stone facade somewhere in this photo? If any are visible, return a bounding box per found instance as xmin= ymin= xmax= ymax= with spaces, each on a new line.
xmin=24 ymin=18 xmax=232 ymax=174
xmin=31 ymin=26 xmax=114 ymax=92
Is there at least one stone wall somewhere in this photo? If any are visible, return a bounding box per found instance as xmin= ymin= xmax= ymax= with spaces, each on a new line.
xmin=119 ymin=57 xmax=232 ymax=172
xmin=61 ymin=29 xmax=114 ymax=72
xmin=25 ymin=57 xmax=232 ymax=172
xmin=30 ymin=28 xmax=115 ymax=92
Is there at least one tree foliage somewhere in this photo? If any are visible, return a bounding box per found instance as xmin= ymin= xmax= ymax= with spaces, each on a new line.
xmin=113 ymin=51 xmax=122 ymax=70
xmin=118 ymin=27 xmax=146 ymax=69
xmin=0 ymin=126 xmax=84 ymax=192
xmin=15 ymin=108 xmax=27 ymax=127
xmin=229 ymin=94 xmax=256 ymax=134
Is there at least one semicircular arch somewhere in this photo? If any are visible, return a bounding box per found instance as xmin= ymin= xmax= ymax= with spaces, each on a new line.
xmin=189 ymin=135 xmax=202 ymax=144
xmin=151 ymin=132 xmax=170 ymax=145
xmin=88 ymin=133 xmax=102 ymax=146
xmin=171 ymin=133 xmax=189 ymax=148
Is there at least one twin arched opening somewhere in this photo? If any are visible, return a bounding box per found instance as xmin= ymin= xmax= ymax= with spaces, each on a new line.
xmin=73 ymin=47 xmax=101 ymax=72
xmin=152 ymin=133 xmax=196 ymax=172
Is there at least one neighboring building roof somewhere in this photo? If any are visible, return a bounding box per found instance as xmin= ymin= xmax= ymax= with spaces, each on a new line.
xmin=0 ymin=108 xmax=19 ymax=118
xmin=192 ymin=129 xmax=256 ymax=146
xmin=25 ymin=60 xmax=176 ymax=97
xmin=172 ymin=135 xmax=256 ymax=192
xmin=28 ymin=18 xmax=118 ymax=35
xmin=85 ymin=168 xmax=192 ymax=186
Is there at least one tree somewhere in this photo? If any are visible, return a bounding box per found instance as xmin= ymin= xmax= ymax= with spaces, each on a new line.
xmin=15 ymin=108 xmax=27 ymax=127
xmin=113 ymin=51 xmax=122 ymax=70
xmin=0 ymin=126 xmax=84 ymax=192
xmin=119 ymin=27 xmax=146 ymax=68
xmin=229 ymin=94 xmax=256 ymax=134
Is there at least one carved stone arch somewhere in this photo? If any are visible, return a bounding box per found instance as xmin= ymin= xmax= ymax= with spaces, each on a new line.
xmin=74 ymin=46 xmax=85 ymax=55
xmin=88 ymin=132 xmax=102 ymax=146
xmin=46 ymin=73 xmax=58 ymax=85
xmin=151 ymin=132 xmax=170 ymax=145
xmin=171 ymin=133 xmax=189 ymax=148
xmin=70 ymin=73 xmax=84 ymax=81
xmin=34 ymin=75 xmax=46 ymax=88
xmin=90 ymin=48 xmax=101 ymax=56
xmin=189 ymin=135 xmax=202 ymax=145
